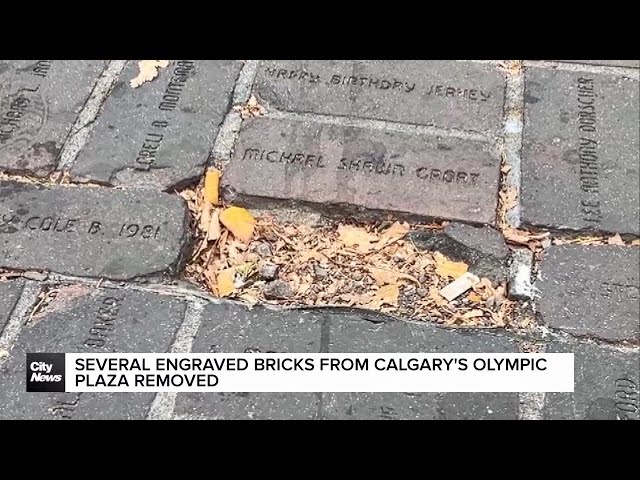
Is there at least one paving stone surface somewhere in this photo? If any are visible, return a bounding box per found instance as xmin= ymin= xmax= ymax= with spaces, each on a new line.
xmin=0 ymin=182 xmax=191 ymax=279
xmin=253 ymin=60 xmax=506 ymax=134
xmin=557 ymin=60 xmax=639 ymax=68
xmin=536 ymin=246 xmax=640 ymax=341
xmin=544 ymin=341 xmax=639 ymax=420
xmin=175 ymin=303 xmax=519 ymax=420
xmin=223 ymin=117 xmax=501 ymax=225
xmin=0 ymin=287 xmax=186 ymax=420
xmin=521 ymin=66 xmax=640 ymax=235
xmin=0 ymin=280 xmax=23 ymax=335
xmin=0 ymin=60 xmax=107 ymax=176
xmin=70 ymin=60 xmax=242 ymax=191
xmin=408 ymin=223 xmax=510 ymax=282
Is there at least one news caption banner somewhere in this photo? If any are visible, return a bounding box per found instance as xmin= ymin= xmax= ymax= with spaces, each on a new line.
xmin=0 ymin=182 xmax=191 ymax=279
xmin=221 ymin=60 xmax=505 ymax=225
xmin=0 ymin=60 xmax=107 ymax=176
xmin=520 ymin=65 xmax=639 ymax=235
xmin=69 ymin=60 xmax=242 ymax=191
xmin=44 ymin=352 xmax=572 ymax=393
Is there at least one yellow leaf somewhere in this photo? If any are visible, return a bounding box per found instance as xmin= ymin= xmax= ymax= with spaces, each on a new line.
xmin=220 ymin=206 xmax=256 ymax=244
xmin=434 ymin=252 xmax=468 ymax=279
xmin=367 ymin=284 xmax=400 ymax=308
xmin=337 ymin=224 xmax=378 ymax=254
xmin=467 ymin=292 xmax=483 ymax=302
xmin=216 ymin=267 xmax=237 ymax=297
xmin=204 ymin=169 xmax=221 ymax=205
xmin=130 ymin=60 xmax=169 ymax=88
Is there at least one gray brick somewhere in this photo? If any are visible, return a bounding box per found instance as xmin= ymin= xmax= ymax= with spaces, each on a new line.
xmin=223 ymin=117 xmax=501 ymax=225
xmin=0 ymin=181 xmax=191 ymax=279
xmin=521 ymin=67 xmax=640 ymax=235
xmin=254 ymin=60 xmax=506 ymax=134
xmin=323 ymin=313 xmax=519 ymax=420
xmin=408 ymin=223 xmax=510 ymax=282
xmin=536 ymin=246 xmax=640 ymax=341
xmin=0 ymin=60 xmax=107 ymax=176
xmin=0 ymin=287 xmax=186 ymax=420
xmin=0 ymin=279 xmax=23 ymax=335
xmin=544 ymin=341 xmax=639 ymax=420
xmin=175 ymin=304 xmax=519 ymax=420
xmin=557 ymin=60 xmax=639 ymax=68
xmin=70 ymin=60 xmax=242 ymax=191
xmin=175 ymin=303 xmax=323 ymax=420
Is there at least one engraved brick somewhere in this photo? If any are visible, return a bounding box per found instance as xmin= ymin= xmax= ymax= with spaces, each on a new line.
xmin=174 ymin=304 xmax=519 ymax=420
xmin=557 ymin=60 xmax=639 ymax=68
xmin=0 ymin=181 xmax=191 ymax=279
xmin=544 ymin=341 xmax=639 ymax=420
xmin=0 ymin=287 xmax=186 ymax=420
xmin=254 ymin=60 xmax=506 ymax=134
xmin=521 ymin=67 xmax=640 ymax=235
xmin=0 ymin=60 xmax=107 ymax=176
xmin=70 ymin=60 xmax=242 ymax=191
xmin=0 ymin=280 xmax=23 ymax=335
xmin=222 ymin=117 xmax=501 ymax=225
xmin=536 ymin=245 xmax=640 ymax=341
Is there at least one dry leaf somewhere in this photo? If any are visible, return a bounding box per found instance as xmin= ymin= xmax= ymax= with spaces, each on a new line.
xmin=607 ymin=234 xmax=625 ymax=245
xmin=204 ymin=169 xmax=221 ymax=205
xmin=199 ymin=202 xmax=213 ymax=233
xmin=501 ymin=164 xmax=512 ymax=174
xmin=367 ymin=267 xmax=419 ymax=286
xmin=377 ymin=221 xmax=410 ymax=249
xmin=217 ymin=267 xmax=237 ymax=297
xmin=462 ymin=309 xmax=485 ymax=319
xmin=233 ymin=95 xmax=267 ymax=119
xmin=502 ymin=228 xmax=550 ymax=246
xmin=238 ymin=293 xmax=259 ymax=306
xmin=337 ymin=224 xmax=378 ymax=254
xmin=434 ymin=252 xmax=468 ymax=279
xmin=207 ymin=209 xmax=221 ymax=241
xmin=632 ymin=239 xmax=640 ymax=246
xmin=130 ymin=60 xmax=169 ymax=88
xmin=220 ymin=206 xmax=256 ymax=244
xmin=499 ymin=187 xmax=518 ymax=208
xmin=0 ymin=348 xmax=8 ymax=359
xmin=368 ymin=285 xmax=400 ymax=308
xmin=467 ymin=292 xmax=483 ymax=302
xmin=428 ymin=286 xmax=448 ymax=306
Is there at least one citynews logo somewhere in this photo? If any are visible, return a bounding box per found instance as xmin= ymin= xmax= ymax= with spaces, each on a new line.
xmin=26 ymin=353 xmax=65 ymax=392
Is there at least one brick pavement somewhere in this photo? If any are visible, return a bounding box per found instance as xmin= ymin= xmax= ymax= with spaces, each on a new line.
xmin=0 ymin=60 xmax=638 ymax=419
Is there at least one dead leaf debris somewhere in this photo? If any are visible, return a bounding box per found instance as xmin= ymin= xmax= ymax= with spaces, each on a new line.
xmin=182 ymin=182 xmax=516 ymax=327
xmin=130 ymin=60 xmax=170 ymax=88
